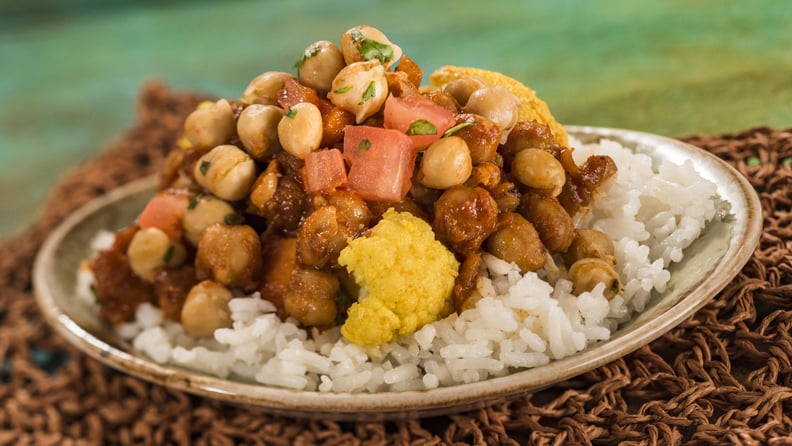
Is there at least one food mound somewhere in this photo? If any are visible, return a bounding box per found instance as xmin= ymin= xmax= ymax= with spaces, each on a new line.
xmin=80 ymin=25 xmax=718 ymax=391
xmin=87 ymin=24 xmax=616 ymax=344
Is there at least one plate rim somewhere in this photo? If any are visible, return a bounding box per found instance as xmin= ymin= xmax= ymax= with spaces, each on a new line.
xmin=33 ymin=126 xmax=763 ymax=420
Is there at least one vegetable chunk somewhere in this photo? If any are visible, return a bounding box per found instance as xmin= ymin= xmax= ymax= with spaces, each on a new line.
xmin=338 ymin=209 xmax=459 ymax=346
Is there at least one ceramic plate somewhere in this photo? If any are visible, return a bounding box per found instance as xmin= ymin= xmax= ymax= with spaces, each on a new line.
xmin=33 ymin=127 xmax=762 ymax=420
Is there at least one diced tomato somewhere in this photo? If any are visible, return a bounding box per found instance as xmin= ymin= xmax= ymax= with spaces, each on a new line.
xmin=303 ymin=148 xmax=349 ymax=193
xmin=137 ymin=190 xmax=190 ymax=241
xmin=343 ymin=125 xmax=416 ymax=202
xmin=383 ymin=94 xmax=456 ymax=150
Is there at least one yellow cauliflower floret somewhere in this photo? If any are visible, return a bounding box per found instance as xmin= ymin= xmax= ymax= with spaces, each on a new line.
xmin=338 ymin=209 xmax=459 ymax=347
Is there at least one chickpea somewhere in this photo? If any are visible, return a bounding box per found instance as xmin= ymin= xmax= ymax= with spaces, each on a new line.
xmin=326 ymin=190 xmax=371 ymax=232
xmin=195 ymin=223 xmax=263 ymax=292
xmin=433 ymin=186 xmax=499 ymax=255
xmin=248 ymin=161 xmax=281 ymax=212
xmin=441 ymin=76 xmax=487 ymax=107
xmin=519 ymin=192 xmax=575 ymax=253
xmin=236 ymin=104 xmax=283 ymax=161
xmin=297 ymin=40 xmax=345 ymax=93
xmin=127 ymin=227 xmax=187 ymax=281
xmin=242 ymin=71 xmax=293 ymax=106
xmin=183 ymin=99 xmax=235 ymax=150
xmin=418 ymin=136 xmax=473 ymax=189
xmin=296 ymin=206 xmax=350 ymax=268
xmin=511 ymin=148 xmax=566 ymax=196
xmin=181 ymin=195 xmax=237 ymax=246
xmin=463 ymin=85 xmax=520 ymax=143
xmin=277 ymin=102 xmax=323 ymax=159
xmin=283 ymin=268 xmax=339 ymax=327
xmin=194 ymin=145 xmax=256 ymax=201
xmin=564 ymin=229 xmax=616 ymax=266
xmin=568 ymin=257 xmax=621 ymax=299
xmin=327 ymin=60 xmax=388 ymax=124
xmin=486 ymin=213 xmax=546 ymax=273
xmin=340 ymin=25 xmax=402 ymax=69
xmin=180 ymin=280 xmax=233 ymax=337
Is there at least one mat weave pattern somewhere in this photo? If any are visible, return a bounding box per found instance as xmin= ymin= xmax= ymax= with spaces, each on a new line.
xmin=1 ymin=83 xmax=791 ymax=445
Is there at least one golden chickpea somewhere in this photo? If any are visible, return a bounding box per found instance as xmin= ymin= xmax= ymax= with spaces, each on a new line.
xmin=418 ymin=136 xmax=473 ymax=189
xmin=236 ymin=104 xmax=283 ymax=161
xmin=565 ymin=229 xmax=616 ymax=266
xmin=519 ymin=192 xmax=575 ymax=253
xmin=183 ymin=99 xmax=235 ymax=150
xmin=441 ymin=76 xmax=487 ymax=107
xmin=195 ymin=223 xmax=263 ymax=292
xmin=283 ymin=268 xmax=339 ymax=327
xmin=127 ymin=227 xmax=186 ymax=281
xmin=248 ymin=161 xmax=281 ymax=211
xmin=328 ymin=60 xmax=389 ymax=124
xmin=568 ymin=257 xmax=621 ymax=299
xmin=298 ymin=40 xmax=345 ymax=93
xmin=277 ymin=102 xmax=323 ymax=159
xmin=340 ymin=25 xmax=402 ymax=69
xmin=486 ymin=213 xmax=546 ymax=273
xmin=463 ymin=85 xmax=520 ymax=143
xmin=194 ymin=145 xmax=256 ymax=201
xmin=511 ymin=148 xmax=566 ymax=196
xmin=242 ymin=71 xmax=293 ymax=106
xmin=181 ymin=195 xmax=238 ymax=246
xmin=180 ymin=280 xmax=233 ymax=337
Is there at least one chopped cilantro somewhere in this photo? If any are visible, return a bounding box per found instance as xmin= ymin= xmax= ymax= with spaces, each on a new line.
xmin=224 ymin=213 xmax=245 ymax=226
xmin=442 ymin=121 xmax=476 ymax=138
xmin=406 ymin=119 xmax=437 ymax=136
xmin=199 ymin=160 xmax=211 ymax=175
xmin=187 ymin=194 xmax=203 ymax=210
xmin=350 ymin=30 xmax=395 ymax=64
xmin=294 ymin=45 xmax=320 ymax=69
xmin=89 ymin=283 xmax=98 ymax=303
xmin=163 ymin=245 xmax=174 ymax=264
xmin=782 ymin=157 xmax=792 ymax=167
xmin=358 ymin=139 xmax=372 ymax=153
xmin=747 ymin=156 xmax=761 ymax=167
xmin=333 ymin=85 xmax=353 ymax=94
xmin=285 ymin=107 xmax=298 ymax=119
xmin=358 ymin=81 xmax=376 ymax=106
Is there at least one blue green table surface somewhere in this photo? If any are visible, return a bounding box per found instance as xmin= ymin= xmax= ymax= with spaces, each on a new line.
xmin=2 ymin=0 xmax=791 ymax=239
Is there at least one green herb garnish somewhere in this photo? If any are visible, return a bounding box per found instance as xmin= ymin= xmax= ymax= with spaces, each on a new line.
xmin=294 ymin=45 xmax=320 ymax=69
xmin=358 ymin=81 xmax=376 ymax=105
xmin=442 ymin=121 xmax=476 ymax=138
xmin=358 ymin=139 xmax=372 ymax=153
xmin=782 ymin=157 xmax=792 ymax=167
xmin=199 ymin=160 xmax=211 ymax=175
xmin=163 ymin=245 xmax=174 ymax=264
xmin=187 ymin=194 xmax=203 ymax=210
xmin=89 ymin=283 xmax=98 ymax=303
xmin=406 ymin=120 xmax=437 ymax=136
xmin=747 ymin=156 xmax=761 ymax=167
xmin=351 ymin=30 xmax=394 ymax=64
xmin=285 ymin=107 xmax=298 ymax=119
xmin=224 ymin=213 xmax=245 ymax=226
xmin=333 ymin=85 xmax=353 ymax=94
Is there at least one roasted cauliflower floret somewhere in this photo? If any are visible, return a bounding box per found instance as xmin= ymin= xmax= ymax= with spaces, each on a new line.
xmin=338 ymin=209 xmax=459 ymax=347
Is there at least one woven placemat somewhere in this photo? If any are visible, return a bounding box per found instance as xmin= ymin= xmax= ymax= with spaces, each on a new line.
xmin=2 ymin=82 xmax=791 ymax=445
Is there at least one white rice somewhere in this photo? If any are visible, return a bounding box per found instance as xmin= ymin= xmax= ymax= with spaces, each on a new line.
xmin=81 ymin=137 xmax=719 ymax=392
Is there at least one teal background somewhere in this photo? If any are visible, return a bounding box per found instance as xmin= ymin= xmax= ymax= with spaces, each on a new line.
xmin=2 ymin=0 xmax=791 ymax=238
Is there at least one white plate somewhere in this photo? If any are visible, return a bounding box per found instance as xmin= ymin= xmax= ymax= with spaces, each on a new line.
xmin=33 ymin=127 xmax=762 ymax=420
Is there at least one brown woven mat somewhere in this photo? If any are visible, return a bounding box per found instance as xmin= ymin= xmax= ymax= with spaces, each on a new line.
xmin=2 ymin=82 xmax=791 ymax=445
